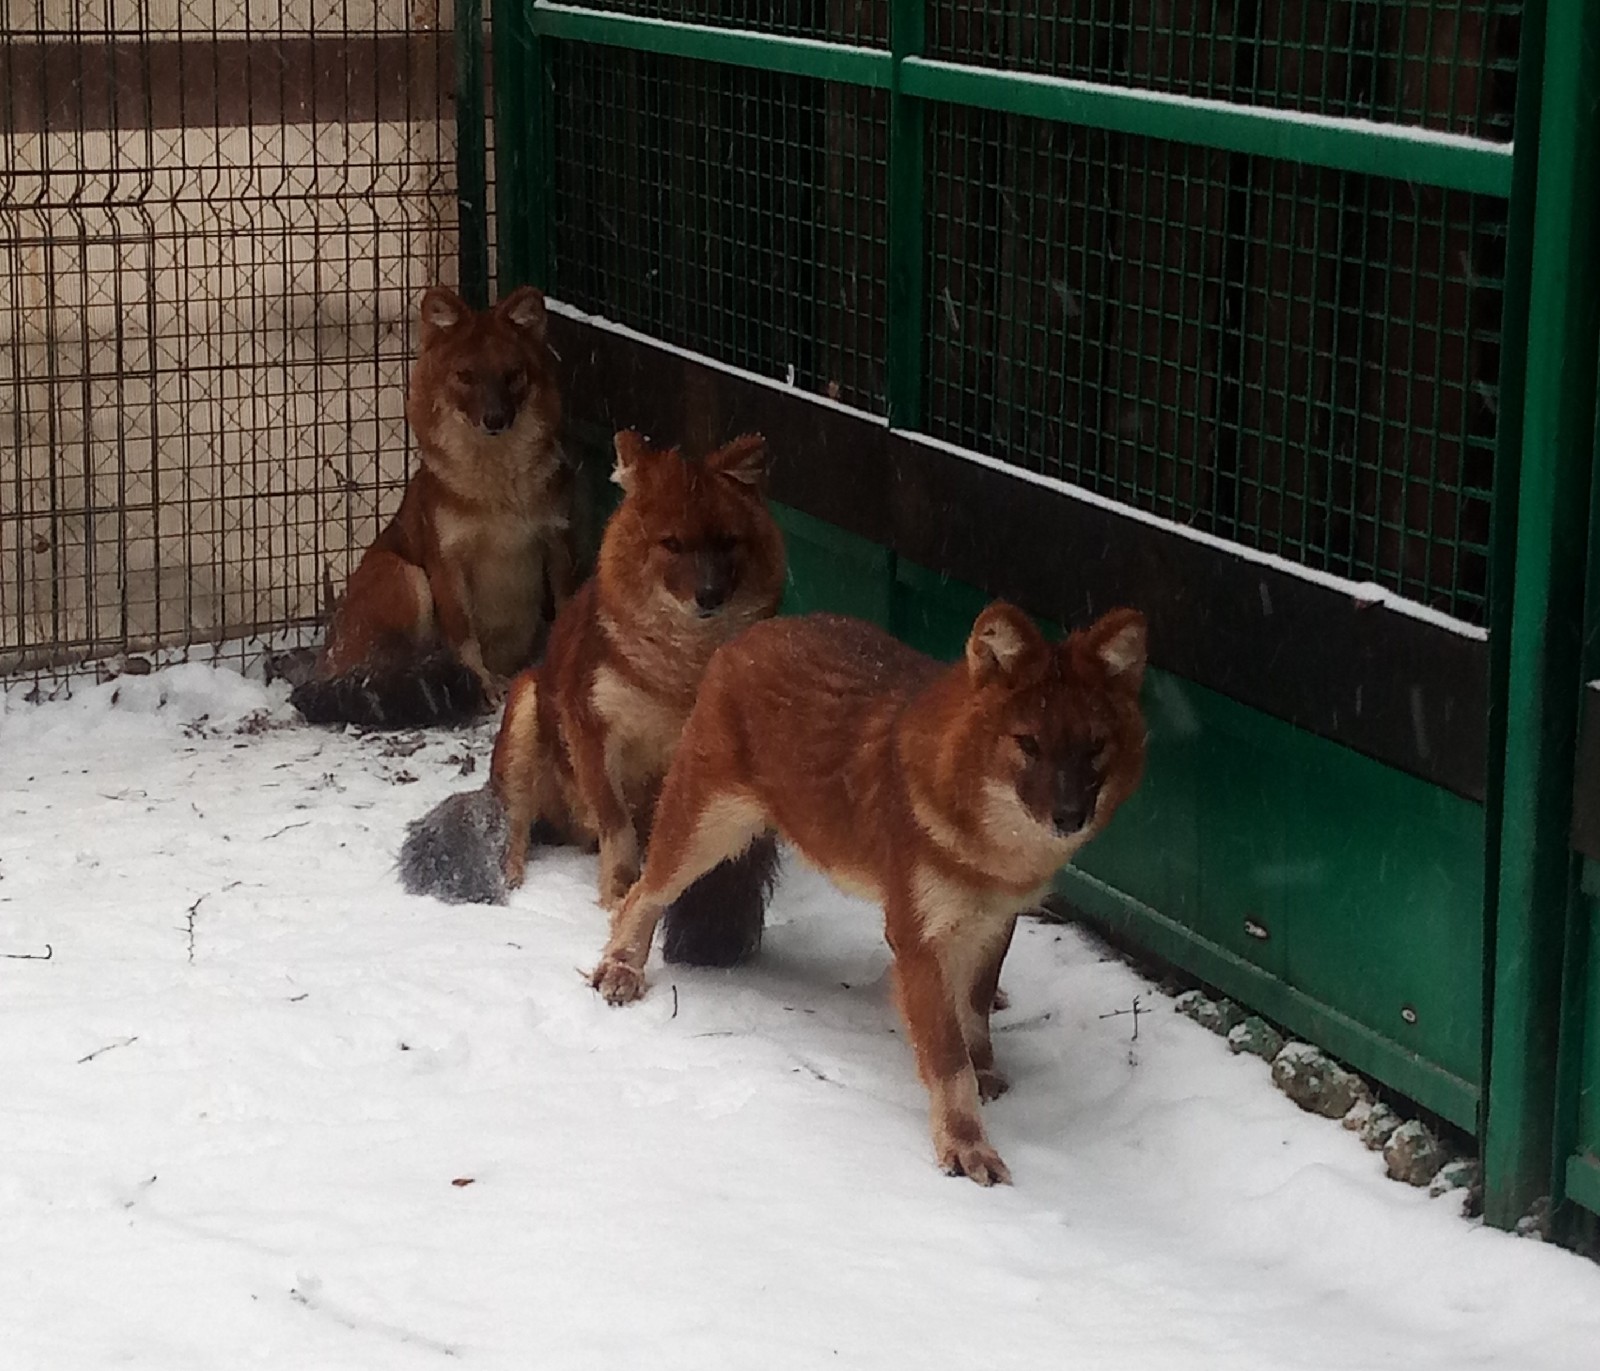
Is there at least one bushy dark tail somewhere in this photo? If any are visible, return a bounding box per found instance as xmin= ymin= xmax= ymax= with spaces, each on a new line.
xmin=661 ymin=833 xmax=779 ymax=968
xmin=397 ymin=787 xmax=509 ymax=905
xmin=290 ymin=653 xmax=486 ymax=729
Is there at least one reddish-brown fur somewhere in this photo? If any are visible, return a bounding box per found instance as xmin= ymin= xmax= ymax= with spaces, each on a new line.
xmin=489 ymin=430 xmax=786 ymax=909
xmin=302 ymin=285 xmax=571 ymax=714
xmin=590 ymin=603 xmax=1148 ymax=1185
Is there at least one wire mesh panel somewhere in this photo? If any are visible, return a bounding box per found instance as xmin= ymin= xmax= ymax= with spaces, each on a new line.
xmin=924 ymin=103 xmax=1502 ymax=622
xmin=0 ymin=1 xmax=468 ymax=680
xmin=523 ymin=1 xmax=1515 ymax=624
xmin=928 ymin=0 xmax=1522 ymax=140
xmin=548 ymin=42 xmax=890 ymax=413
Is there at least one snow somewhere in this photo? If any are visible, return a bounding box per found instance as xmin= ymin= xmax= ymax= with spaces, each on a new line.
xmin=4 ymin=662 xmax=1598 ymax=1370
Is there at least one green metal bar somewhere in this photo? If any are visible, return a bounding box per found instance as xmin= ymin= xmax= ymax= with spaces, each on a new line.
xmin=492 ymin=0 xmax=548 ymax=289
xmin=898 ymin=58 xmax=1515 ymax=199
xmin=454 ymin=0 xmax=490 ymax=307
xmin=528 ymin=27 xmax=557 ymax=291
xmin=530 ymin=3 xmax=895 ymax=89
xmin=1482 ymin=0 xmax=1600 ymax=1230
xmin=1481 ymin=0 xmax=1549 ymax=1168
xmin=884 ymin=0 xmax=924 ymax=430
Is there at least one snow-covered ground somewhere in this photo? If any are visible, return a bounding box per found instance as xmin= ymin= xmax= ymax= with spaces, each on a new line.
xmin=3 ymin=662 xmax=1598 ymax=1371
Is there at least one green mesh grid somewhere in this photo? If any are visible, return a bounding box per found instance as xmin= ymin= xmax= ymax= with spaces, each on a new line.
xmin=549 ymin=43 xmax=890 ymax=412
xmin=541 ymin=4 xmax=1514 ymax=624
xmin=574 ymin=1 xmax=888 ymax=49
xmin=924 ymin=103 xmax=1502 ymax=622
xmin=929 ymin=1 xmax=1521 ymax=140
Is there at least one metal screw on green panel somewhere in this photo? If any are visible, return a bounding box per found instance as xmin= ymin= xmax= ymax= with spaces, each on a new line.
xmin=1400 ymin=1005 xmax=1419 ymax=1025
xmin=1243 ymin=918 xmax=1270 ymax=941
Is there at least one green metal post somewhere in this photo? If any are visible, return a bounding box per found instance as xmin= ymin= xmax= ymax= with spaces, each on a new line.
xmin=884 ymin=0 xmax=924 ymax=431
xmin=1479 ymin=0 xmax=1547 ymax=1229
xmin=879 ymin=0 xmax=924 ymax=624
xmin=1482 ymin=0 xmax=1600 ymax=1230
xmin=454 ymin=0 xmax=490 ymax=307
xmin=493 ymin=0 xmax=552 ymax=291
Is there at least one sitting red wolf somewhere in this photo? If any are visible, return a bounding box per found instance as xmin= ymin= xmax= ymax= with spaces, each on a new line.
xmin=400 ymin=430 xmax=787 ymax=966
xmin=291 ymin=285 xmax=572 ymax=728
xmin=591 ymin=602 xmax=1148 ymax=1184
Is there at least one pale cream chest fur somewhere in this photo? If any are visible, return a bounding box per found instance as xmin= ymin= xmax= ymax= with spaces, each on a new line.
xmin=434 ymin=504 xmax=557 ymax=672
xmin=589 ymin=662 xmax=691 ymax=805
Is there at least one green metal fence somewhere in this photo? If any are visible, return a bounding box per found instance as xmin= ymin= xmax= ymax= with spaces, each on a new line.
xmin=502 ymin=2 xmax=1516 ymax=622
xmin=486 ymin=0 xmax=1600 ymax=1233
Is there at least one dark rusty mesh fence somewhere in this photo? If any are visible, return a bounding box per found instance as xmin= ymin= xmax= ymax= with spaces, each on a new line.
xmin=1 ymin=1 xmax=468 ymax=682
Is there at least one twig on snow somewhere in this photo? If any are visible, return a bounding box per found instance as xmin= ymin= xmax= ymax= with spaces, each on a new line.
xmin=184 ymin=893 xmax=207 ymax=964
xmin=1098 ymin=994 xmax=1145 ymax=1042
xmin=290 ymin=1282 xmax=459 ymax=1357
xmin=78 ymin=1035 xmax=139 ymax=1064
xmin=3 ymin=943 xmax=52 ymax=960
xmin=789 ymin=1053 xmax=837 ymax=1085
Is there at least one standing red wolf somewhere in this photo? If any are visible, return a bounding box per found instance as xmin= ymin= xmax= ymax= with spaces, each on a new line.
xmin=591 ymin=603 xmax=1148 ymax=1184
xmin=400 ymin=429 xmax=787 ymax=966
xmin=291 ymin=285 xmax=572 ymax=728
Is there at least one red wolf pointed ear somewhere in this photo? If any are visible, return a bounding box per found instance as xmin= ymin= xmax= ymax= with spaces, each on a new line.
xmin=1076 ymin=608 xmax=1148 ymax=693
xmin=611 ymin=430 xmax=665 ymax=494
xmin=705 ymin=433 xmax=770 ymax=489
xmin=965 ymin=602 xmax=1047 ymax=685
xmin=497 ymin=285 xmax=548 ymax=341
xmin=419 ymin=286 xmax=468 ymax=343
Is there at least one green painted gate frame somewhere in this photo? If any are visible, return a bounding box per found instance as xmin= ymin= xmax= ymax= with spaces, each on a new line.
xmin=460 ymin=0 xmax=1600 ymax=1230
xmin=1484 ymin=0 xmax=1600 ymax=1232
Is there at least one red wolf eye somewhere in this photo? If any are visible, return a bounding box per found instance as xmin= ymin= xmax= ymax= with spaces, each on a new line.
xmin=659 ymin=537 xmax=683 ymax=554
xmin=1013 ymin=734 xmax=1040 ymax=758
